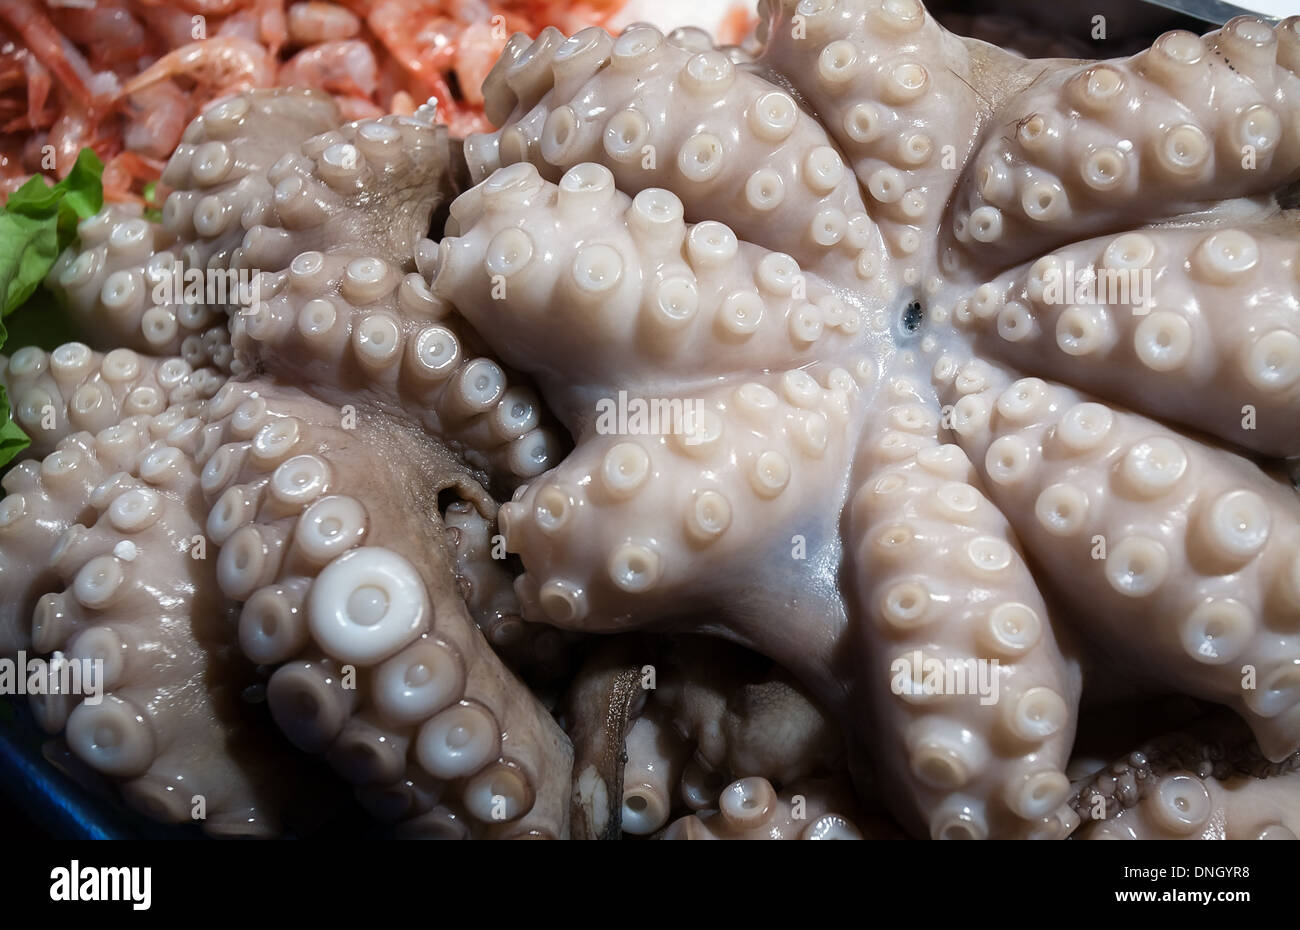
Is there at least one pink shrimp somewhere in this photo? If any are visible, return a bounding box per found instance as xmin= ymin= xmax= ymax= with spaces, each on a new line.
xmin=121 ymin=36 xmax=275 ymax=98
xmin=0 ymin=0 xmax=95 ymax=109
xmin=124 ymin=0 xmax=203 ymax=50
xmin=123 ymin=80 xmax=190 ymax=160
xmin=49 ymin=2 xmax=149 ymax=70
xmin=47 ymin=105 xmax=96 ymax=177
xmin=367 ymin=0 xmax=460 ymax=85
xmin=279 ymin=39 xmax=378 ymax=98
xmin=101 ymin=150 xmax=165 ymax=204
xmin=134 ymin=0 xmax=253 ymax=15
xmin=2 ymin=51 xmax=53 ymax=131
xmin=218 ymin=0 xmax=290 ymax=57
xmin=452 ymin=19 xmax=504 ymax=108
xmin=287 ymin=2 xmax=361 ymax=46
xmin=0 ymin=38 xmax=52 ymax=131
xmin=256 ymin=0 xmax=290 ymax=57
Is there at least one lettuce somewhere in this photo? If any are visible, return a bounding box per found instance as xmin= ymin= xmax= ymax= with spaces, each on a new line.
xmin=0 ymin=149 xmax=105 ymax=468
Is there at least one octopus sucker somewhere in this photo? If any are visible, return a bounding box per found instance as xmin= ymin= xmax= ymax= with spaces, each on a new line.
xmin=662 ymin=775 xmax=865 ymax=840
xmin=5 ymin=4 xmax=1300 ymax=840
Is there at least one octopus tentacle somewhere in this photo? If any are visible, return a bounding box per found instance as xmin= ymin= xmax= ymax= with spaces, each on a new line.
xmin=161 ymin=88 xmax=341 ymax=278
xmin=234 ymin=242 xmax=559 ymax=484
xmin=1070 ymin=715 xmax=1300 ymax=839
xmin=491 ymin=363 xmax=862 ymax=632
xmin=249 ymin=109 xmax=460 ymax=267
xmin=444 ymin=499 xmax=572 ymax=680
xmin=953 ymin=224 xmax=1300 ymax=457
xmin=44 ymin=204 xmax=228 ymax=366
xmin=758 ymin=0 xmax=981 ymax=264
xmin=1079 ymin=769 xmax=1300 ymax=839
xmin=4 ymin=414 xmax=319 ymax=836
xmin=197 ymin=378 xmax=572 ymax=837
xmin=947 ymin=16 xmax=1300 ymax=269
xmin=847 ymin=372 xmax=1079 ymax=839
xmin=437 ymin=162 xmax=874 ymax=407
xmin=935 ymin=358 xmax=1300 ymax=760
xmin=470 ymin=23 xmax=887 ymax=283
xmin=1 ymin=343 xmax=221 ymax=459
xmin=621 ymin=704 xmax=690 ymax=836
xmin=0 ymin=426 xmax=137 ymax=654
xmin=227 ymin=111 xmax=560 ymax=485
xmin=46 ymin=90 xmax=341 ymax=366
xmin=661 ymin=775 xmax=864 ymax=839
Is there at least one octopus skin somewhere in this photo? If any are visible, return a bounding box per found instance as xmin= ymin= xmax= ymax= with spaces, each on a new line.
xmin=564 ymin=634 xmax=848 ymax=837
xmin=1 ymin=3 xmax=1298 ymax=840
xmin=430 ymin=6 xmax=1300 ymax=839
xmin=1069 ymin=714 xmax=1300 ymax=840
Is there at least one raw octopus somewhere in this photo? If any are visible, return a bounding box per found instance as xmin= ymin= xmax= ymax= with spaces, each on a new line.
xmin=1 ymin=0 xmax=1300 ymax=840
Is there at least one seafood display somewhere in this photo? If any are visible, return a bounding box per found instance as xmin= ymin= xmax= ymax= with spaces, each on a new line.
xmin=0 ymin=0 xmax=629 ymax=202
xmin=1 ymin=0 xmax=1299 ymax=841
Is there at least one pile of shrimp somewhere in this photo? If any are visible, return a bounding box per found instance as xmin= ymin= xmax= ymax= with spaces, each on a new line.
xmin=0 ymin=0 xmax=626 ymax=204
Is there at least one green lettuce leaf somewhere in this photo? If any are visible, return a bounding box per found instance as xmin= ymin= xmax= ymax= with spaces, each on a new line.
xmin=0 ymin=148 xmax=106 ymax=469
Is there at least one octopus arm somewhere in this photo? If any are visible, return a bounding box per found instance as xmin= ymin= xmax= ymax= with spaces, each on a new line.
xmin=936 ymin=358 xmax=1300 ymax=760
xmin=954 ymin=224 xmax=1300 ymax=457
xmin=847 ymin=372 xmax=1080 ymax=839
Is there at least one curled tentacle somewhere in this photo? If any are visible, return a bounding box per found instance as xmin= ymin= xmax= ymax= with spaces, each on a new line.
xmin=3 ymin=412 xmax=327 ymax=836
xmin=229 ymin=111 xmax=561 ymax=487
xmin=469 ymin=24 xmax=888 ymax=283
xmin=45 ymin=90 xmax=341 ymax=364
xmin=759 ymin=0 xmax=988 ymax=266
xmin=198 ymin=378 xmax=573 ymax=837
xmin=436 ymin=161 xmax=877 ymax=404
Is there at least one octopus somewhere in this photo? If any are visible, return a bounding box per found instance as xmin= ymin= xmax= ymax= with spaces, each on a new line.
xmin=1 ymin=0 xmax=1300 ymax=840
